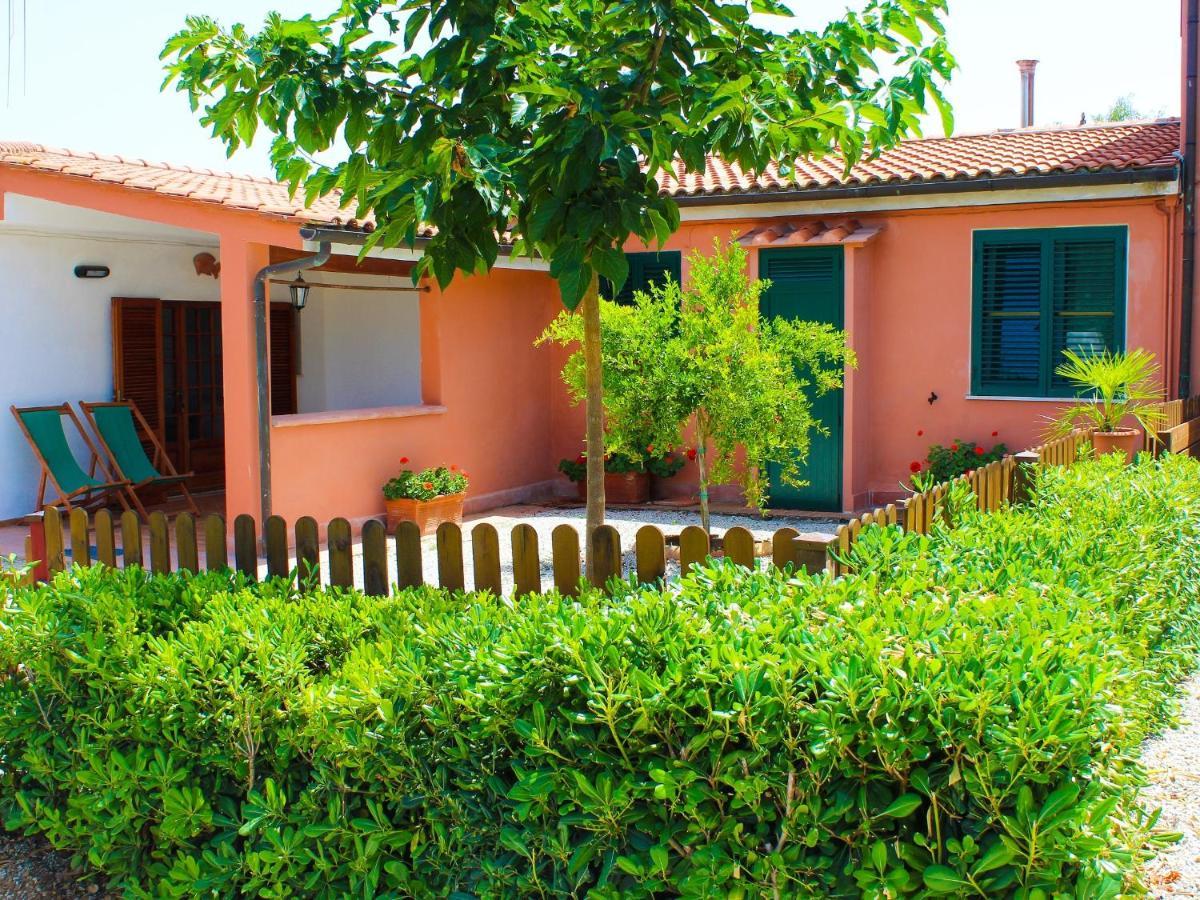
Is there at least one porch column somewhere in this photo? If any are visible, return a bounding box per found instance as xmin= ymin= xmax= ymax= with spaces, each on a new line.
xmin=219 ymin=236 xmax=270 ymax=523
xmin=841 ymin=245 xmax=871 ymax=512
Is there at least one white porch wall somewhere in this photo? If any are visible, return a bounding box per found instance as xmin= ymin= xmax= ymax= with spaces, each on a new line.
xmin=289 ymin=278 xmax=422 ymax=414
xmin=0 ymin=231 xmax=220 ymax=520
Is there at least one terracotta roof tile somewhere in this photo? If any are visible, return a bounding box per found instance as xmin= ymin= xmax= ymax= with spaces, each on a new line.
xmin=0 ymin=120 xmax=1181 ymax=231
xmin=656 ymin=119 xmax=1180 ymax=199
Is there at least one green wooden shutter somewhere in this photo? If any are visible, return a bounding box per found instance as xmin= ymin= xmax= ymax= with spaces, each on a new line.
xmin=603 ymin=251 xmax=682 ymax=304
xmin=973 ymin=227 xmax=1126 ymax=397
xmin=973 ymin=235 xmax=1044 ymax=396
xmin=1048 ymin=229 xmax=1126 ymax=393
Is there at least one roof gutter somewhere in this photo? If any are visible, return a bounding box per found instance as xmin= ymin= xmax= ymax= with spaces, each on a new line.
xmin=670 ymin=166 xmax=1180 ymax=208
xmin=252 ymin=241 xmax=332 ymax=528
xmin=298 ymin=225 xmax=520 ymax=255
xmin=1181 ymin=0 xmax=1198 ymax=399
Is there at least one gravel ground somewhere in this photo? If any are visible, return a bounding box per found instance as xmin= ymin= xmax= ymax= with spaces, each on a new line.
xmin=0 ymin=833 xmax=109 ymax=898
xmin=1143 ymin=667 xmax=1200 ymax=897
xmin=274 ymin=507 xmax=843 ymax=596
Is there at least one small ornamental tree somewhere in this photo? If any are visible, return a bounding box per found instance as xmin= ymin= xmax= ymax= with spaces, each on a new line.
xmin=162 ymin=0 xmax=953 ymax=570
xmin=541 ymin=241 xmax=854 ymax=532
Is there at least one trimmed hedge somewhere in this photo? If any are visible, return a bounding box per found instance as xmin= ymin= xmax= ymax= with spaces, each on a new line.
xmin=2 ymin=454 xmax=1199 ymax=897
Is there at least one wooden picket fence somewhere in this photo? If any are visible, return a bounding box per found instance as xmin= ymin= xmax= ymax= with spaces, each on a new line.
xmin=31 ymin=506 xmax=837 ymax=597
xmin=829 ymin=429 xmax=1091 ymax=572
xmin=18 ymin=422 xmax=1162 ymax=593
xmin=1151 ymin=395 xmax=1200 ymax=456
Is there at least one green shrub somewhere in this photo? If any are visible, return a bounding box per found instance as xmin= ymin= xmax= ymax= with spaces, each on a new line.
xmin=2 ymin=454 xmax=1199 ymax=896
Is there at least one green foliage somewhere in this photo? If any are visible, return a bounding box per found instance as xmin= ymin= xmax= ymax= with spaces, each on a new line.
xmin=161 ymin=0 xmax=954 ymax=308
xmin=558 ymin=450 xmax=682 ymax=482
xmin=644 ymin=450 xmax=685 ymax=480
xmin=540 ymin=241 xmax=854 ymax=513
xmin=382 ymin=464 xmax=468 ymax=500
xmin=919 ymin=437 xmax=1007 ymax=484
xmin=4 ymin=455 xmax=1199 ymax=895
xmin=1048 ymin=348 xmax=1166 ymax=437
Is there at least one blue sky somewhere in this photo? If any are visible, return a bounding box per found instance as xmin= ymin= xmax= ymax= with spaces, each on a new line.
xmin=0 ymin=0 xmax=1182 ymax=176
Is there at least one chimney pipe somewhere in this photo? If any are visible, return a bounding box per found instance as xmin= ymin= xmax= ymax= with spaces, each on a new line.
xmin=1017 ymin=59 xmax=1038 ymax=128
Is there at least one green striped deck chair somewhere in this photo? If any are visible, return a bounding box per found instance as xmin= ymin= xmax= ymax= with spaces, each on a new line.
xmin=79 ymin=401 xmax=199 ymax=516
xmin=10 ymin=404 xmax=132 ymax=514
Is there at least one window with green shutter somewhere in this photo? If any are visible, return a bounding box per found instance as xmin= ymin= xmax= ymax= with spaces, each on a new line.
xmin=602 ymin=251 xmax=682 ymax=304
xmin=971 ymin=227 xmax=1126 ymax=397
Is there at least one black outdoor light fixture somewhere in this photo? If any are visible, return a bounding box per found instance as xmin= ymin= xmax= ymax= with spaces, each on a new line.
xmin=288 ymin=273 xmax=313 ymax=311
xmin=74 ymin=264 xmax=110 ymax=279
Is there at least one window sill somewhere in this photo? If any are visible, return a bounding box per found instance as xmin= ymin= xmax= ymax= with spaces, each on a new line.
xmin=272 ymin=404 xmax=447 ymax=428
xmin=965 ymin=395 xmax=1095 ymax=403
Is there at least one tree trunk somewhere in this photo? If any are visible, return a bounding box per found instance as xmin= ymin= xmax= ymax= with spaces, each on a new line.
xmin=696 ymin=412 xmax=711 ymax=536
xmin=581 ymin=271 xmax=605 ymax=576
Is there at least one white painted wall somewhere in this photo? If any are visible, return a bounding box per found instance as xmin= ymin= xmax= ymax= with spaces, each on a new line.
xmin=0 ymin=196 xmax=423 ymax=519
xmin=0 ymin=219 xmax=219 ymax=520
xmin=287 ymin=276 xmax=422 ymax=414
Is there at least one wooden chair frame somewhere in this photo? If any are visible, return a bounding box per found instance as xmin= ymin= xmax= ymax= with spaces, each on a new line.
xmin=79 ymin=400 xmax=200 ymax=517
xmin=9 ymin=403 xmax=132 ymax=515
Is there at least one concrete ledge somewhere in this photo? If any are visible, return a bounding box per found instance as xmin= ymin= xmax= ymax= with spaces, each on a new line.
xmin=271 ymin=404 xmax=447 ymax=428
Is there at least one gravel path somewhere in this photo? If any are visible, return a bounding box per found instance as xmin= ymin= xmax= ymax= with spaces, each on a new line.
xmin=278 ymin=508 xmax=842 ymax=597
xmin=1143 ymin=666 xmax=1200 ymax=897
xmin=0 ymin=833 xmax=109 ymax=898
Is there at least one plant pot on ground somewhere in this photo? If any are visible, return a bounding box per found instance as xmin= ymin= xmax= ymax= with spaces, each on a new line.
xmin=383 ymin=463 xmax=469 ymax=535
xmin=559 ymin=452 xmax=651 ymax=504
xmin=1046 ymin=348 xmax=1165 ymax=465
xmin=646 ymin=450 xmax=686 ymax=500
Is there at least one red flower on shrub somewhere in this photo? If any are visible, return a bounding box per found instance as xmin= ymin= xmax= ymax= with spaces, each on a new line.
xmin=400 ymin=456 xmax=409 ymax=465
xmin=910 ymin=461 xmax=922 ymax=473
xmin=992 ymin=431 xmax=999 ymax=437
xmin=422 ymin=481 xmax=434 ymax=491
xmin=917 ymin=429 xmax=924 ymax=436
xmin=576 ymin=454 xmax=585 ymax=464
xmin=686 ymin=448 xmax=697 ymax=460
xmin=450 ymin=464 xmax=458 ymax=471
xmin=975 ymin=446 xmax=985 ymax=456
xmin=950 ymin=443 xmax=959 ymax=452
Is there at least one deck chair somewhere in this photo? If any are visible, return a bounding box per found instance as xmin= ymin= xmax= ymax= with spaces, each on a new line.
xmin=79 ymin=400 xmax=199 ymax=517
xmin=10 ymin=404 xmax=132 ymax=514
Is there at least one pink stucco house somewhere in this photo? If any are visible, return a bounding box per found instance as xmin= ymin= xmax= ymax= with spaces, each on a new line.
xmin=0 ymin=111 xmax=1192 ymax=525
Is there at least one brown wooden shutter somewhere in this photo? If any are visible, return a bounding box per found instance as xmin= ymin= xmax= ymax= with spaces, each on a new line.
xmin=111 ymin=298 xmax=165 ymax=441
xmin=269 ymin=304 xmax=298 ymax=416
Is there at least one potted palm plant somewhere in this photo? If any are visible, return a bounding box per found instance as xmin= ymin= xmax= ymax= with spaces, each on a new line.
xmin=383 ymin=461 xmax=469 ymax=534
xmin=1047 ymin=349 xmax=1164 ymax=463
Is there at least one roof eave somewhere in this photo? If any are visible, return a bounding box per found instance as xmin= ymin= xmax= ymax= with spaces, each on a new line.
xmin=670 ymin=165 xmax=1181 ymax=208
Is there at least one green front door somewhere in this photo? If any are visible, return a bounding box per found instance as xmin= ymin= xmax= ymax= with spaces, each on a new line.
xmin=759 ymin=246 xmax=845 ymax=511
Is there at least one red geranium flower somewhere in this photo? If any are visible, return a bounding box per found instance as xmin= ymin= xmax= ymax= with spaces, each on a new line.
xmin=646 ymin=444 xmax=654 ymax=454
xmin=917 ymin=429 xmax=924 ymax=437
xmin=909 ymin=461 xmax=922 ymax=473
xmin=422 ymin=481 xmax=434 ymax=490
xmin=400 ymin=456 xmax=409 ymax=464
xmin=686 ymin=448 xmax=697 ymax=460
xmin=576 ymin=454 xmax=585 ymax=464
xmin=991 ymin=430 xmax=999 ymax=437
xmin=950 ymin=443 xmax=959 ymax=452
xmin=450 ymin=464 xmax=458 ymax=471
xmin=975 ymin=446 xmax=985 ymax=456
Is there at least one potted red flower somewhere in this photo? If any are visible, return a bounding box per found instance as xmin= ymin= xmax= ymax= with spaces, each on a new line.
xmin=383 ymin=458 xmax=469 ymax=534
xmin=557 ymin=452 xmax=651 ymax=504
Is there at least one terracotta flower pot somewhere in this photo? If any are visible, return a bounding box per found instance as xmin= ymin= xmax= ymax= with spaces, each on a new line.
xmin=1092 ymin=429 xmax=1141 ymax=464
xmin=385 ymin=491 xmax=466 ymax=535
xmin=604 ymin=471 xmax=650 ymax=505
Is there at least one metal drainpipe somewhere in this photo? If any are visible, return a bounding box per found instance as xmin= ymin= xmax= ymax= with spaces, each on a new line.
xmin=1181 ymin=0 xmax=1198 ymax=399
xmin=252 ymin=241 xmax=332 ymax=527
